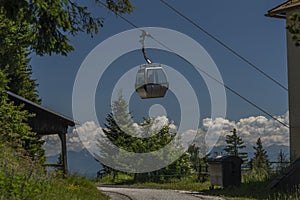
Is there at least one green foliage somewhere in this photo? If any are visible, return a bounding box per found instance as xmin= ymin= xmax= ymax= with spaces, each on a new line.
xmin=97 ymin=170 xmax=300 ymax=200
xmin=1 ymin=56 xmax=39 ymax=103
xmin=0 ymin=0 xmax=134 ymax=164
xmin=132 ymin=176 xmax=211 ymax=191
xmin=98 ymin=91 xmax=193 ymax=183
xmin=97 ymin=172 xmax=300 ymax=200
xmin=271 ymin=189 xmax=300 ymax=200
xmin=151 ymin=152 xmax=193 ymax=182
xmin=0 ymin=0 xmax=133 ymax=56
xmin=0 ymin=7 xmax=41 ymax=160
xmin=38 ymin=174 xmax=109 ymax=200
xmin=97 ymin=173 xmax=133 ymax=184
xmin=251 ymin=138 xmax=270 ymax=178
xmin=0 ymin=71 xmax=44 ymax=161
xmin=276 ymin=149 xmax=289 ymax=173
xmin=0 ymin=0 xmax=133 ymax=99
xmin=0 ymin=143 xmax=108 ymax=200
xmin=287 ymin=12 xmax=300 ymax=46
xmin=206 ymin=172 xmax=300 ymax=200
xmin=0 ymin=12 xmax=39 ymax=102
xmin=188 ymin=144 xmax=202 ymax=167
xmin=187 ymin=144 xmax=209 ymax=182
xmin=97 ymin=173 xmax=210 ymax=191
xmin=224 ymin=128 xmax=248 ymax=163
xmin=0 ymin=143 xmax=47 ymax=200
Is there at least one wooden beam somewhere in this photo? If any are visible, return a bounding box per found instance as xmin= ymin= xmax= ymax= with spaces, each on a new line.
xmin=59 ymin=133 xmax=68 ymax=174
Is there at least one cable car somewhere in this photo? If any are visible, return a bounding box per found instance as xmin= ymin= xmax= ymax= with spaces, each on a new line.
xmin=135 ymin=63 xmax=169 ymax=99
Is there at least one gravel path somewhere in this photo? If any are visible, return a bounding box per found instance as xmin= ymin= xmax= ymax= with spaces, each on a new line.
xmin=98 ymin=187 xmax=224 ymax=200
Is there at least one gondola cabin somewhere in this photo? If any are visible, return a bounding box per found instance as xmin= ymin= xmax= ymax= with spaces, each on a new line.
xmin=135 ymin=63 xmax=169 ymax=99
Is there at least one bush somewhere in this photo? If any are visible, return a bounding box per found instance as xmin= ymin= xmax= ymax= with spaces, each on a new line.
xmin=0 ymin=143 xmax=47 ymax=200
xmin=0 ymin=143 xmax=108 ymax=200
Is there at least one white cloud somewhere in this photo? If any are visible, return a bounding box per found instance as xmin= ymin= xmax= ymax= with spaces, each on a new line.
xmin=43 ymin=112 xmax=290 ymax=156
xmin=194 ymin=112 xmax=289 ymax=148
xmin=42 ymin=135 xmax=61 ymax=156
xmin=72 ymin=121 xmax=105 ymax=153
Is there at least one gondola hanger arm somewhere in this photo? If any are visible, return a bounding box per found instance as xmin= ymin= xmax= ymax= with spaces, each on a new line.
xmin=140 ymin=30 xmax=152 ymax=64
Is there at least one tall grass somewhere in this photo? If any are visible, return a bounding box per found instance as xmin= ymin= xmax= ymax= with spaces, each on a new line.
xmin=37 ymin=174 xmax=109 ymax=200
xmin=0 ymin=143 xmax=47 ymax=199
xmin=271 ymin=188 xmax=300 ymax=200
xmin=0 ymin=143 xmax=108 ymax=200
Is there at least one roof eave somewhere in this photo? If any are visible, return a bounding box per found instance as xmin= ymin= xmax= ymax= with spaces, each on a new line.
xmin=265 ymin=13 xmax=287 ymax=19
xmin=266 ymin=0 xmax=300 ymax=19
xmin=6 ymin=91 xmax=78 ymax=126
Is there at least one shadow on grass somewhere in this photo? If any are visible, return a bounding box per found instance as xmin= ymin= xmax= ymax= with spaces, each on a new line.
xmin=201 ymin=181 xmax=269 ymax=199
xmin=201 ymin=180 xmax=300 ymax=200
xmin=96 ymin=173 xmax=299 ymax=199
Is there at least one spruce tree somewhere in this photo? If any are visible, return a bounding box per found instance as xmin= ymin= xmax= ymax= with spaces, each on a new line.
xmin=224 ymin=128 xmax=248 ymax=163
xmin=98 ymin=91 xmax=193 ymax=182
xmin=188 ymin=144 xmax=202 ymax=169
xmin=0 ymin=0 xmax=134 ymax=165
xmin=0 ymin=13 xmax=43 ymax=161
xmin=0 ymin=13 xmax=39 ymax=102
xmin=0 ymin=0 xmax=133 ymax=56
xmin=276 ymin=149 xmax=288 ymax=173
xmin=188 ymin=143 xmax=208 ymax=182
xmin=0 ymin=71 xmax=44 ymax=162
xmin=252 ymin=138 xmax=270 ymax=174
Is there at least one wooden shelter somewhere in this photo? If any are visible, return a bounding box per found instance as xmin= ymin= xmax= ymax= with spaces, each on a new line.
xmin=7 ymin=91 xmax=76 ymax=174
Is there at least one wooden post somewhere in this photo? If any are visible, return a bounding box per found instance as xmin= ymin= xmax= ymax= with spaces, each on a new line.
xmin=59 ymin=133 xmax=68 ymax=174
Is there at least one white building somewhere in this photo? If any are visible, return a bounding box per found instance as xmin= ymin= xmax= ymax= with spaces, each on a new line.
xmin=266 ymin=0 xmax=300 ymax=161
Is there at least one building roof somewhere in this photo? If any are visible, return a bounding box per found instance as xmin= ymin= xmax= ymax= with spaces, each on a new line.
xmin=266 ymin=0 xmax=300 ymax=18
xmin=6 ymin=91 xmax=77 ymax=131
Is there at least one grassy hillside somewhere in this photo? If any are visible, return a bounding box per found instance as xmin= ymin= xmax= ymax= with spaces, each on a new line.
xmin=0 ymin=143 xmax=108 ymax=200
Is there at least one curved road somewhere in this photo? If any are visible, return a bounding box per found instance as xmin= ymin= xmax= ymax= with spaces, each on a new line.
xmin=98 ymin=187 xmax=223 ymax=200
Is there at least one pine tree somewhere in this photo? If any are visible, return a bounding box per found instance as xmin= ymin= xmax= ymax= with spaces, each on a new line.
xmin=0 ymin=0 xmax=134 ymax=165
xmin=276 ymin=149 xmax=288 ymax=173
xmin=1 ymin=49 xmax=40 ymax=103
xmin=0 ymin=71 xmax=44 ymax=162
xmin=0 ymin=13 xmax=43 ymax=160
xmin=188 ymin=144 xmax=208 ymax=182
xmin=252 ymin=138 xmax=270 ymax=175
xmin=98 ymin=91 xmax=193 ymax=182
xmin=224 ymin=128 xmax=248 ymax=163
xmin=188 ymin=144 xmax=202 ymax=169
xmin=0 ymin=13 xmax=39 ymax=102
xmin=0 ymin=0 xmax=133 ymax=56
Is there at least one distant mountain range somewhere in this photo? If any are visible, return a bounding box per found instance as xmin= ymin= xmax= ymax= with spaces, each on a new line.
xmin=210 ymin=144 xmax=289 ymax=162
xmin=46 ymin=144 xmax=289 ymax=178
xmin=46 ymin=149 xmax=102 ymax=178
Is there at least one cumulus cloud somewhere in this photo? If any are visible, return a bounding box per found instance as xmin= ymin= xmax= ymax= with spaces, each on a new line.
xmin=131 ymin=116 xmax=176 ymax=138
xmin=193 ymin=112 xmax=289 ymax=149
xmin=43 ymin=116 xmax=177 ymax=156
xmin=42 ymin=121 xmax=105 ymax=156
xmin=43 ymin=112 xmax=289 ymax=157
xmin=42 ymin=135 xmax=61 ymax=156
xmin=235 ymin=112 xmax=289 ymax=146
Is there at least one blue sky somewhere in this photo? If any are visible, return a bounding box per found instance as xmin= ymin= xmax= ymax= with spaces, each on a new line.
xmin=31 ymin=0 xmax=288 ymax=129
